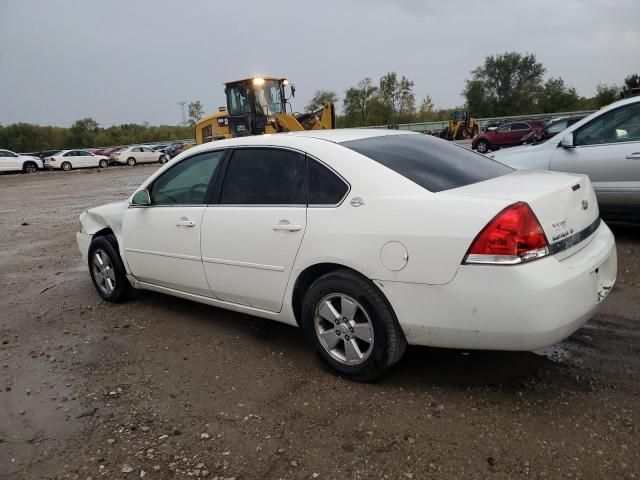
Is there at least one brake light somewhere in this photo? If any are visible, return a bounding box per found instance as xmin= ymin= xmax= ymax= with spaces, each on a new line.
xmin=48 ymin=157 xmax=56 ymax=162
xmin=464 ymin=202 xmax=549 ymax=265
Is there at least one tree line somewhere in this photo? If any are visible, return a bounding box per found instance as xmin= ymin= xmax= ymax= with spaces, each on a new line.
xmin=307 ymin=52 xmax=639 ymax=127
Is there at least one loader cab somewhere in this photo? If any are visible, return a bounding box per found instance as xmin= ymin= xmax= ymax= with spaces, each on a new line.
xmin=225 ymin=77 xmax=290 ymax=137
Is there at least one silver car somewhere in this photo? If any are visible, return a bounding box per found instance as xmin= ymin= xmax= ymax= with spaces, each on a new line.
xmin=492 ymin=96 xmax=640 ymax=220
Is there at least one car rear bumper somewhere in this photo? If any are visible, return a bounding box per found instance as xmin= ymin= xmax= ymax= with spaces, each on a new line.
xmin=377 ymin=221 xmax=617 ymax=351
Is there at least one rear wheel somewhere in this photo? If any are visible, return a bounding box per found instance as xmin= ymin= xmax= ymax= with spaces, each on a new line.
xmin=301 ymin=270 xmax=406 ymax=381
xmin=61 ymin=161 xmax=72 ymax=171
xmin=98 ymin=159 xmax=108 ymax=168
xmin=476 ymin=139 xmax=490 ymax=154
xmin=88 ymin=234 xmax=132 ymax=302
xmin=126 ymin=157 xmax=136 ymax=166
xmin=23 ymin=161 xmax=37 ymax=173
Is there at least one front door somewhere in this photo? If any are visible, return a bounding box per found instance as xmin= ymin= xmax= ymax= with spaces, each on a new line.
xmin=201 ymin=147 xmax=307 ymax=312
xmin=550 ymin=101 xmax=640 ymax=207
xmin=122 ymin=149 xmax=225 ymax=296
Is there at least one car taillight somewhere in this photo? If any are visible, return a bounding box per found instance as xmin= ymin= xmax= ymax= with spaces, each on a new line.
xmin=48 ymin=157 xmax=56 ymax=162
xmin=463 ymin=202 xmax=549 ymax=265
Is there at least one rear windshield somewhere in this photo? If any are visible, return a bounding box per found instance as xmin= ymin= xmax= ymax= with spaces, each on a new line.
xmin=340 ymin=134 xmax=513 ymax=192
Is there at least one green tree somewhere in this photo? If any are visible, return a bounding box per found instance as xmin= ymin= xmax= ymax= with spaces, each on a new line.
xmin=306 ymin=90 xmax=339 ymax=112
xmin=417 ymin=95 xmax=435 ymax=121
xmin=540 ymin=77 xmax=582 ymax=113
xmin=624 ymin=74 xmax=640 ymax=89
xmin=594 ymin=83 xmax=621 ymax=108
xmin=69 ymin=118 xmax=99 ymax=147
xmin=463 ymin=52 xmax=546 ymax=117
xmin=343 ymin=78 xmax=378 ymax=126
xmin=378 ymin=72 xmax=416 ymax=123
xmin=188 ymin=101 xmax=205 ymax=126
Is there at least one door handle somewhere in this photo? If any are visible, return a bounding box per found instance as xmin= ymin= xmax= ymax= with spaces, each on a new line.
xmin=625 ymin=152 xmax=640 ymax=160
xmin=176 ymin=219 xmax=196 ymax=227
xmin=272 ymin=222 xmax=302 ymax=232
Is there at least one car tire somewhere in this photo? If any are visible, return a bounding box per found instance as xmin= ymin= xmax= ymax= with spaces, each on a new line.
xmin=88 ymin=234 xmax=132 ymax=303
xmin=23 ymin=161 xmax=37 ymax=173
xmin=476 ymin=139 xmax=490 ymax=153
xmin=301 ymin=269 xmax=407 ymax=381
xmin=61 ymin=161 xmax=72 ymax=171
xmin=127 ymin=157 xmax=136 ymax=166
xmin=159 ymin=155 xmax=168 ymax=164
xmin=98 ymin=159 xmax=108 ymax=168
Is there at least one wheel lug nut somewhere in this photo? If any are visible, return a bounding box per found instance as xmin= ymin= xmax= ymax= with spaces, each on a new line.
xmin=349 ymin=327 xmax=354 ymax=333
xmin=335 ymin=320 xmax=340 ymax=325
xmin=335 ymin=330 xmax=340 ymax=336
xmin=345 ymin=335 xmax=350 ymax=341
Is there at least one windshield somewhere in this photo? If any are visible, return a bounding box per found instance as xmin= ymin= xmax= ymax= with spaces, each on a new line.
xmin=227 ymin=84 xmax=253 ymax=115
xmin=254 ymin=80 xmax=284 ymax=115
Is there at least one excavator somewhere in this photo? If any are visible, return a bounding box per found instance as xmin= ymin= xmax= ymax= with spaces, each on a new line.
xmin=195 ymin=76 xmax=335 ymax=144
xmin=440 ymin=111 xmax=480 ymax=141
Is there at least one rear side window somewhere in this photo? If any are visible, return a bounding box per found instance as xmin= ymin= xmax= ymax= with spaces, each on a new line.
xmin=341 ymin=134 xmax=512 ymax=193
xmin=307 ymin=159 xmax=348 ymax=205
xmin=220 ymin=148 xmax=305 ymax=205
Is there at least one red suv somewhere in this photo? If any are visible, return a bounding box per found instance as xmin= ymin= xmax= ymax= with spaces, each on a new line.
xmin=472 ymin=121 xmax=544 ymax=153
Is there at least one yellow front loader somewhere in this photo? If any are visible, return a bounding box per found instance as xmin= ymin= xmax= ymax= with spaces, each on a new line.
xmin=195 ymin=76 xmax=335 ymax=144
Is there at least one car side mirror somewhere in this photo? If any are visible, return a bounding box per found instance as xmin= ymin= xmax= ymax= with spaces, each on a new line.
xmin=560 ymin=133 xmax=575 ymax=148
xmin=131 ymin=189 xmax=151 ymax=206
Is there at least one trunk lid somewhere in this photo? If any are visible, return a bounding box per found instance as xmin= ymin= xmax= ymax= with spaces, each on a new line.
xmin=442 ymin=169 xmax=600 ymax=259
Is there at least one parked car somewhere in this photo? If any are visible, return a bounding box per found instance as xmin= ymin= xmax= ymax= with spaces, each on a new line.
xmin=76 ymin=129 xmax=616 ymax=380
xmin=472 ymin=121 xmax=545 ymax=153
xmin=152 ymin=144 xmax=167 ymax=152
xmin=110 ymin=146 xmax=169 ymax=166
xmin=0 ymin=149 xmax=43 ymax=173
xmin=165 ymin=143 xmax=185 ymax=158
xmin=19 ymin=150 xmax=61 ymax=161
xmin=45 ymin=149 xmax=110 ymax=171
xmin=521 ymin=116 xmax=587 ymax=144
xmin=103 ymin=146 xmax=126 ymax=158
xmin=92 ymin=147 xmax=112 ymax=156
xmin=491 ymin=96 xmax=640 ymax=220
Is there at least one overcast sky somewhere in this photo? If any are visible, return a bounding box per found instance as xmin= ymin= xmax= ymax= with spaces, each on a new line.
xmin=1 ymin=0 xmax=638 ymax=127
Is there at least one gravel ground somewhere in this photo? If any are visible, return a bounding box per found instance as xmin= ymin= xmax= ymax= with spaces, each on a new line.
xmin=1 ymin=165 xmax=639 ymax=480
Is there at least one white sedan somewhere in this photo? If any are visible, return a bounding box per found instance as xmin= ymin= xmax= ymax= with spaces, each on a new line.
xmin=76 ymin=129 xmax=617 ymax=380
xmin=110 ymin=146 xmax=169 ymax=166
xmin=0 ymin=149 xmax=43 ymax=173
xmin=45 ymin=149 xmax=110 ymax=171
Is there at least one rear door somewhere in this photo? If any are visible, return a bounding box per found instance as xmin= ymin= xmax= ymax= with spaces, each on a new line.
xmin=550 ymin=101 xmax=640 ymax=207
xmin=200 ymin=147 xmax=306 ymax=312
xmin=75 ymin=150 xmax=95 ymax=167
xmin=508 ymin=122 xmax=532 ymax=145
xmin=141 ymin=147 xmax=156 ymax=163
xmin=0 ymin=150 xmax=20 ymax=171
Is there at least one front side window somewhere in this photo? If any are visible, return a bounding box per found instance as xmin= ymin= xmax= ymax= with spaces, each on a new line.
xmin=341 ymin=134 xmax=512 ymax=193
xmin=0 ymin=150 xmax=17 ymax=157
xmin=307 ymin=159 xmax=348 ymax=205
xmin=227 ymin=84 xmax=253 ymax=115
xmin=510 ymin=122 xmax=530 ymax=131
xmin=574 ymin=103 xmax=640 ymax=146
xmin=219 ymin=148 xmax=305 ymax=205
xmin=150 ymin=150 xmax=224 ymax=205
xmin=496 ymin=124 xmax=509 ymax=132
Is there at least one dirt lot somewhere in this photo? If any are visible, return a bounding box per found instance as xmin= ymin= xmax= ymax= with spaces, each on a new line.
xmin=1 ymin=165 xmax=639 ymax=480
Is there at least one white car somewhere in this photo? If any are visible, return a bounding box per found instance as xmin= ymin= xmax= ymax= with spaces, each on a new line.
xmin=0 ymin=149 xmax=43 ymax=173
xmin=45 ymin=149 xmax=110 ymax=171
xmin=76 ymin=129 xmax=617 ymax=380
xmin=491 ymin=96 xmax=640 ymax=220
xmin=110 ymin=146 xmax=169 ymax=166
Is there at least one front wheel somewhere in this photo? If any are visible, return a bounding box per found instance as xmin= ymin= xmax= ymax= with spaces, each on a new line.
xmin=98 ymin=159 xmax=108 ymax=168
xmin=88 ymin=235 xmax=132 ymax=302
xmin=23 ymin=161 xmax=37 ymax=173
xmin=475 ymin=139 xmax=490 ymax=154
xmin=302 ymin=270 xmax=406 ymax=381
xmin=159 ymin=155 xmax=168 ymax=164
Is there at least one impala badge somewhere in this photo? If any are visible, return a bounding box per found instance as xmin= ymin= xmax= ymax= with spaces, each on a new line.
xmin=350 ymin=197 xmax=365 ymax=207
xmin=582 ymin=200 xmax=589 ymax=210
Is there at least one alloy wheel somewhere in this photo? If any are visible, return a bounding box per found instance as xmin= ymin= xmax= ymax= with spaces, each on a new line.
xmin=314 ymin=293 xmax=374 ymax=366
xmin=92 ymin=249 xmax=116 ymax=295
